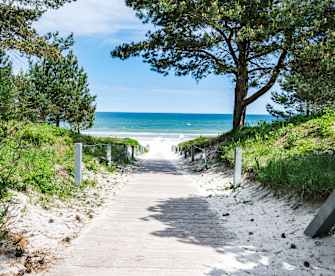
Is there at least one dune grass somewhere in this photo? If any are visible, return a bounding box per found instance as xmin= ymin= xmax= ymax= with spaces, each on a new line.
xmin=0 ymin=121 xmax=139 ymax=199
xmin=179 ymin=111 xmax=335 ymax=199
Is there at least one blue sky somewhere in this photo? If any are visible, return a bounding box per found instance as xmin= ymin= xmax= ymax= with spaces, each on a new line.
xmin=35 ymin=0 xmax=275 ymax=115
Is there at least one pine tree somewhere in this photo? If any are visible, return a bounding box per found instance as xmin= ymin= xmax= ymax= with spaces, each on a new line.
xmin=25 ymin=33 xmax=96 ymax=131
xmin=267 ymin=20 xmax=335 ymax=118
xmin=112 ymin=0 xmax=333 ymax=130
xmin=0 ymin=0 xmax=75 ymax=57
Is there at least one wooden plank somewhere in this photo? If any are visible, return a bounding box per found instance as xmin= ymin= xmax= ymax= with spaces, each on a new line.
xmin=305 ymin=191 xmax=335 ymax=238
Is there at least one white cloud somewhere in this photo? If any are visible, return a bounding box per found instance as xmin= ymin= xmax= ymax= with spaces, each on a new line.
xmin=36 ymin=0 xmax=144 ymax=36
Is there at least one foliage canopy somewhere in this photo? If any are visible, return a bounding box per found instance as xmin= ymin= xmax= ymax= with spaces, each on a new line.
xmin=268 ymin=32 xmax=335 ymax=118
xmin=0 ymin=0 xmax=75 ymax=57
xmin=113 ymin=0 xmax=334 ymax=129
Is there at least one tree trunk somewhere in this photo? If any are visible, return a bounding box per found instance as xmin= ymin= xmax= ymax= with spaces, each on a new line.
xmin=233 ymin=85 xmax=247 ymax=130
xmin=233 ymin=55 xmax=248 ymax=130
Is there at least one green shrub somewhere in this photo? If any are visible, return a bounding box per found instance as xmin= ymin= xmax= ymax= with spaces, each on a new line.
xmin=14 ymin=123 xmax=71 ymax=146
xmin=0 ymin=121 xmax=141 ymax=199
xmin=178 ymin=136 xmax=210 ymax=151
xmin=75 ymin=134 xmax=139 ymax=147
xmin=19 ymin=148 xmax=56 ymax=193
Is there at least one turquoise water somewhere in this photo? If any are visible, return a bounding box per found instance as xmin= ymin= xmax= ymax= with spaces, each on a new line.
xmin=86 ymin=112 xmax=273 ymax=136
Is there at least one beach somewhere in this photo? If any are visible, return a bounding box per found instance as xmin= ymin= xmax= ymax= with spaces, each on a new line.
xmin=1 ymin=132 xmax=334 ymax=275
xmin=37 ymin=134 xmax=334 ymax=275
xmin=1 ymin=109 xmax=334 ymax=276
xmin=2 ymin=0 xmax=333 ymax=274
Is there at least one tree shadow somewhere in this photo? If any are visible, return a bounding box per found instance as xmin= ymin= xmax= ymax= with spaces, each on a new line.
xmin=141 ymin=196 xmax=275 ymax=274
xmin=140 ymin=195 xmax=331 ymax=275
xmin=142 ymin=196 xmax=235 ymax=249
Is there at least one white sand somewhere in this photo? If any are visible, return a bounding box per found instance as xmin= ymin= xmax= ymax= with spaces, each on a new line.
xmin=136 ymin=136 xmax=184 ymax=159
xmin=139 ymin=136 xmax=335 ymax=275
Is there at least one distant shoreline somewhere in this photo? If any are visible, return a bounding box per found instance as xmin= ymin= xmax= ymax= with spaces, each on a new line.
xmin=84 ymin=112 xmax=273 ymax=140
xmin=82 ymin=131 xmax=218 ymax=139
xmin=86 ymin=113 xmax=273 ymax=139
xmin=95 ymin=111 xmax=271 ymax=116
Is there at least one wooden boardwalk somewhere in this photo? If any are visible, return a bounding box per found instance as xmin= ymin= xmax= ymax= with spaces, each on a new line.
xmin=42 ymin=155 xmax=237 ymax=276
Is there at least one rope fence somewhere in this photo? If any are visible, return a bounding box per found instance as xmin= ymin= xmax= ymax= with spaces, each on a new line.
xmin=173 ymin=144 xmax=243 ymax=186
xmin=75 ymin=142 xmax=146 ymax=185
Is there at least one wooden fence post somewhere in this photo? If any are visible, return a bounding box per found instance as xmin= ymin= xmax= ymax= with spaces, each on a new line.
xmin=106 ymin=144 xmax=112 ymax=167
xmin=204 ymin=148 xmax=208 ymax=169
xmin=131 ymin=145 xmax=135 ymax=160
xmin=75 ymin=143 xmax=82 ymax=186
xmin=234 ymin=147 xmax=242 ymax=186
xmin=191 ymin=146 xmax=195 ymax=162
xmin=305 ymin=191 xmax=335 ymax=238
xmin=123 ymin=144 xmax=128 ymax=161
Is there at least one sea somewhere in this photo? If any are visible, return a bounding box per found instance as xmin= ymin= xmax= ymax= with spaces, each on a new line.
xmin=84 ymin=112 xmax=273 ymax=138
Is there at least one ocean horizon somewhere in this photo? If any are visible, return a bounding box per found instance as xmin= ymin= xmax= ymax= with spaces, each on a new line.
xmin=84 ymin=112 xmax=273 ymax=137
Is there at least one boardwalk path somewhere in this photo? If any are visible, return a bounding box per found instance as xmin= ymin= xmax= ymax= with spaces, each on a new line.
xmin=43 ymin=146 xmax=238 ymax=276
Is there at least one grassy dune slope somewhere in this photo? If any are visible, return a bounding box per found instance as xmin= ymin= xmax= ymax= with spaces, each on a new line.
xmin=0 ymin=122 xmax=139 ymax=199
xmin=179 ymin=111 xmax=335 ymax=199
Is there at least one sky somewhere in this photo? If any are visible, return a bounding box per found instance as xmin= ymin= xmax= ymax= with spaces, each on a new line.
xmin=34 ymin=0 xmax=275 ymax=115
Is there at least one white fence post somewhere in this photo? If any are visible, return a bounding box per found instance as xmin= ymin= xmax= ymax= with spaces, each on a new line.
xmin=75 ymin=143 xmax=83 ymax=186
xmin=107 ymin=144 xmax=112 ymax=167
xmin=126 ymin=145 xmax=131 ymax=161
xmin=234 ymin=147 xmax=243 ymax=186
xmin=122 ymin=145 xmax=128 ymax=161
xmin=131 ymin=145 xmax=135 ymax=160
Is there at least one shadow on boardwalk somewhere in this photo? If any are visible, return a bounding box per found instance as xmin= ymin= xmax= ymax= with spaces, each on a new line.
xmin=141 ymin=196 xmax=310 ymax=275
xmin=142 ymin=196 xmax=234 ymax=249
xmin=135 ymin=158 xmax=328 ymax=275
